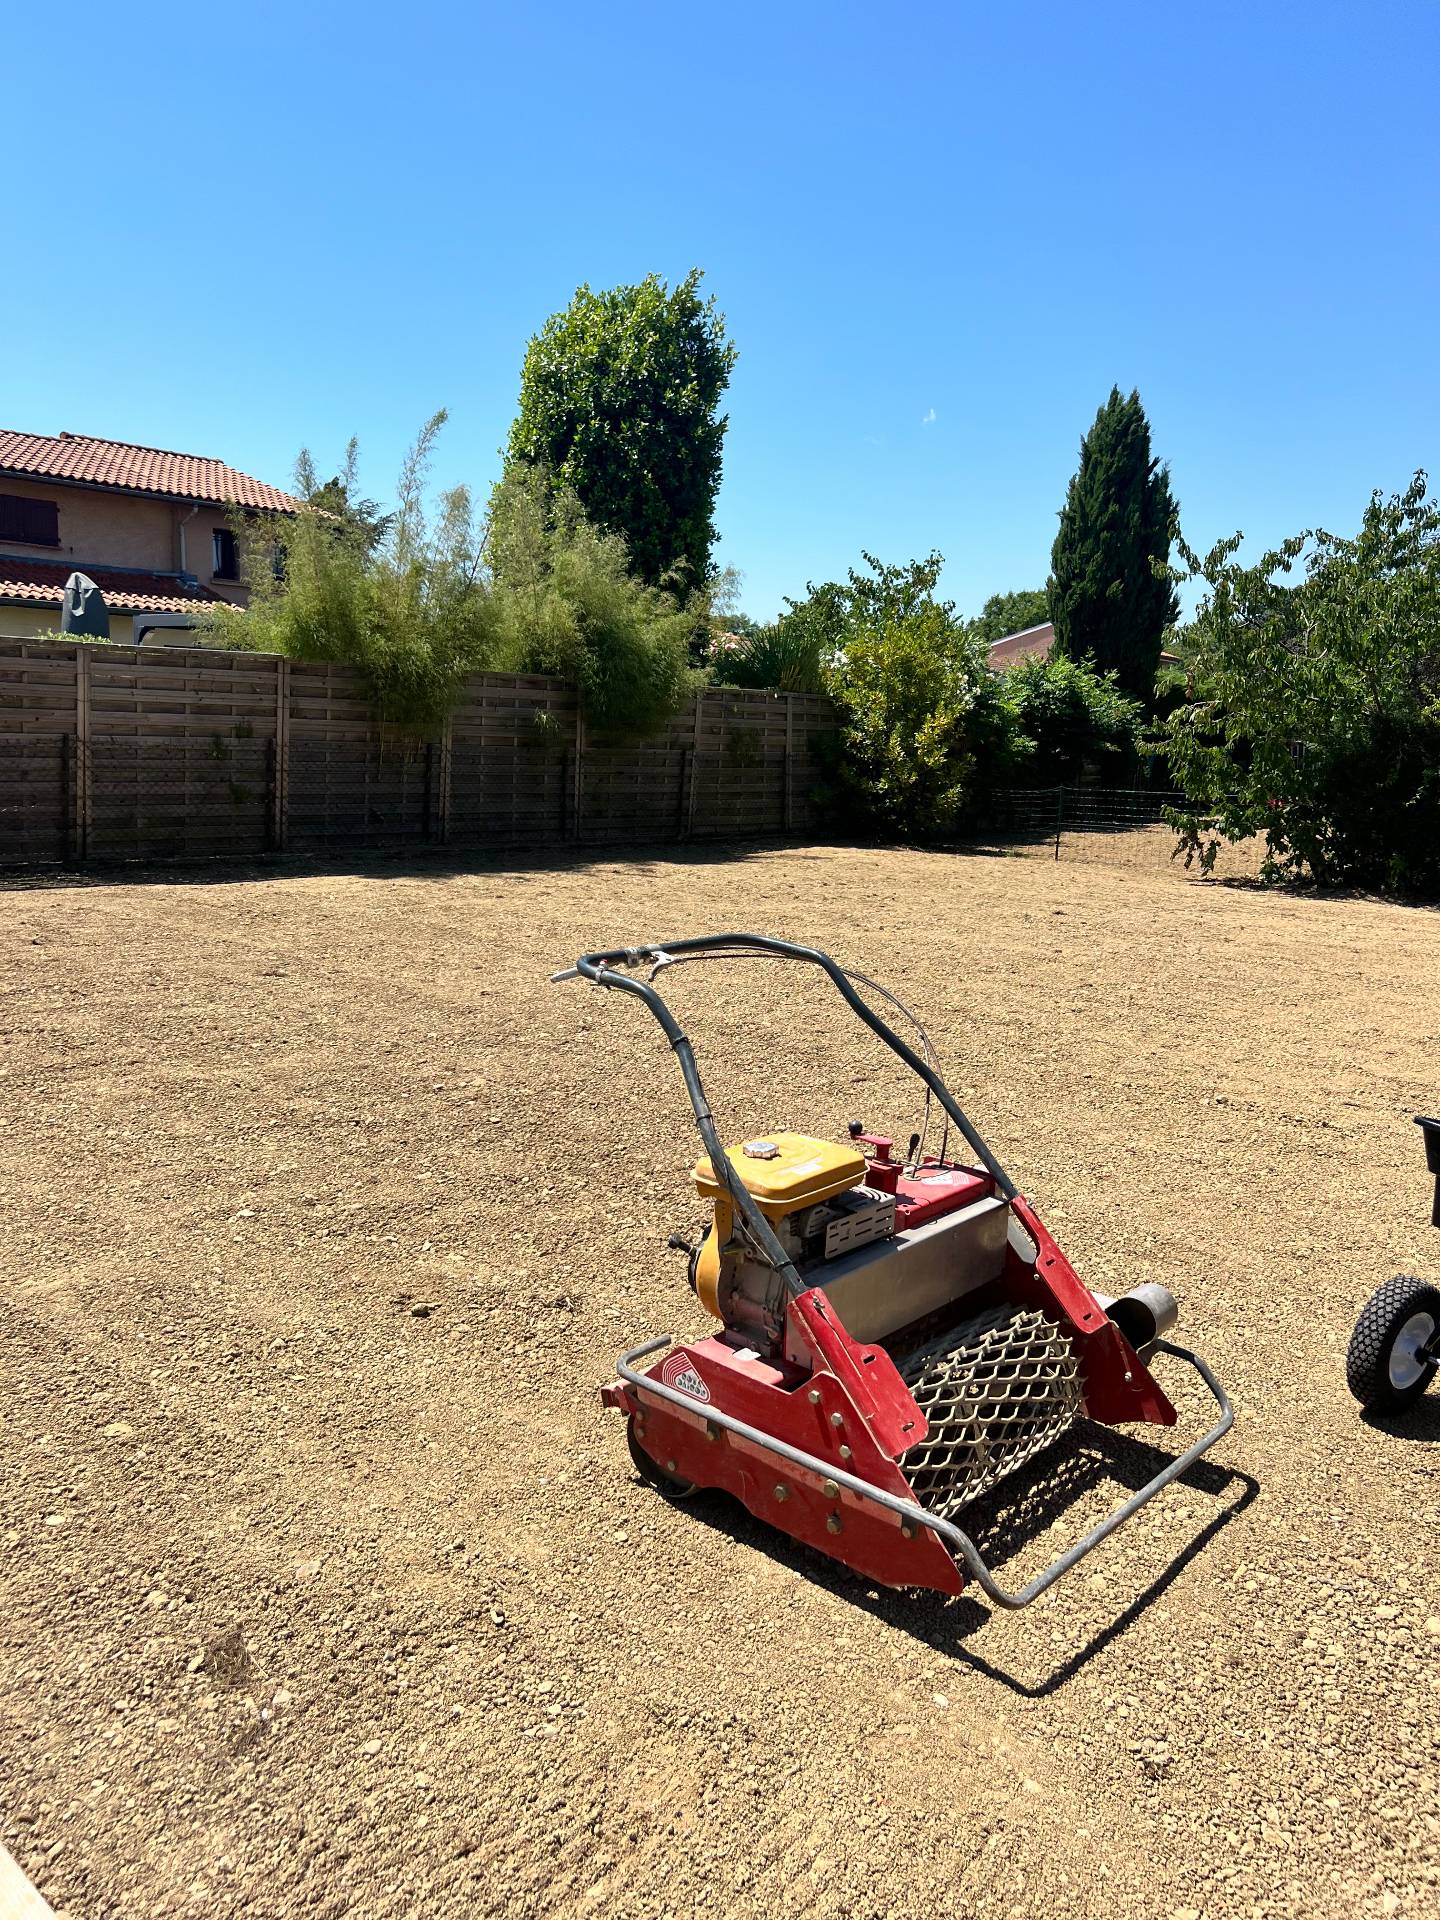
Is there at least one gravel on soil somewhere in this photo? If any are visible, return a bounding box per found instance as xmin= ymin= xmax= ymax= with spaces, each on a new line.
xmin=3 ymin=843 xmax=1439 ymax=1920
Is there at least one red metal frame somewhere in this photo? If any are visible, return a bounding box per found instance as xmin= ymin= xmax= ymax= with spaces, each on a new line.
xmin=603 ymin=1190 xmax=1176 ymax=1597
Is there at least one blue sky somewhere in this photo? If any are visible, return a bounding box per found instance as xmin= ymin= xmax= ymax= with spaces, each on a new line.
xmin=6 ymin=0 xmax=1437 ymax=620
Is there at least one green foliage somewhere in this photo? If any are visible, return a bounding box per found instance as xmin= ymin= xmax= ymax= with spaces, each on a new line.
xmin=706 ymin=592 xmax=841 ymax=695
xmin=1160 ymin=473 xmax=1440 ymax=893
xmin=1002 ymin=651 xmax=1143 ymax=784
xmin=485 ymin=465 xmax=697 ymax=740
xmin=822 ymin=553 xmax=1022 ymax=835
xmin=202 ymin=420 xmax=698 ymax=741
xmin=1048 ymin=387 xmax=1179 ymax=705
xmin=304 ymin=441 xmax=394 ymax=555
xmin=967 ymin=586 xmax=1049 ymax=646
xmin=203 ymin=413 xmax=508 ymax=736
xmin=507 ymin=269 xmax=736 ymax=589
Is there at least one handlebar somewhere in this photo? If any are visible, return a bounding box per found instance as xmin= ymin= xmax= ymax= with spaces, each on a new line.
xmin=551 ymin=933 xmax=1018 ymax=1338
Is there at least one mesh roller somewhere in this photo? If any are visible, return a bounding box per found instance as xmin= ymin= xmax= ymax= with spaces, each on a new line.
xmin=898 ymin=1304 xmax=1083 ymax=1515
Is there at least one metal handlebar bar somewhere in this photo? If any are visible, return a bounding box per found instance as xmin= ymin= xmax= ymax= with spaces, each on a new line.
xmin=567 ymin=936 xmax=1013 ymax=1195
xmin=552 ymin=933 xmax=1018 ymax=1307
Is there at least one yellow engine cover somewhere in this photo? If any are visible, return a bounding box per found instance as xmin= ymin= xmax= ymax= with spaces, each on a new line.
xmin=693 ymin=1132 xmax=865 ymax=1217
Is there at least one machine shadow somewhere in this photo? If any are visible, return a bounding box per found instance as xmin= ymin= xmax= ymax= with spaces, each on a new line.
xmin=665 ymin=1421 xmax=1258 ymax=1698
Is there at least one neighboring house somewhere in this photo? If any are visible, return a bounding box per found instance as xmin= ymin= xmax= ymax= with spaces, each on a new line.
xmin=987 ymin=620 xmax=1056 ymax=670
xmin=987 ymin=619 xmax=1178 ymax=675
xmin=0 ymin=428 xmax=301 ymax=646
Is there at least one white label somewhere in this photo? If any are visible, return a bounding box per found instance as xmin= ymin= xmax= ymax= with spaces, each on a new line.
xmin=660 ymin=1355 xmax=711 ymax=1403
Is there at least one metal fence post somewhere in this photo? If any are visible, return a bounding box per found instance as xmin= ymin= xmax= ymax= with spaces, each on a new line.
xmin=1054 ymin=785 xmax=1065 ymax=861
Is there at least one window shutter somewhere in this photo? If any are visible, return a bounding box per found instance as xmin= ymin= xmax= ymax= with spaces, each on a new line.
xmin=0 ymin=493 xmax=60 ymax=546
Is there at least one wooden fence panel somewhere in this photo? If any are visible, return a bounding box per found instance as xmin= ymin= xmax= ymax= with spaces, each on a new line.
xmin=449 ymin=676 xmax=577 ymax=843
xmin=88 ymin=738 xmax=273 ymax=861
xmin=286 ymin=738 xmax=434 ymax=850
xmin=0 ymin=641 xmax=838 ymax=866
xmin=86 ymin=645 xmax=283 ymax=741
xmin=580 ymin=703 xmax=695 ymax=841
xmin=0 ymin=733 xmax=70 ymax=863
xmin=0 ymin=641 xmax=79 ymax=735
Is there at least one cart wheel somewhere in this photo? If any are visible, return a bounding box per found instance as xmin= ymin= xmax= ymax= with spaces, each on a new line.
xmin=626 ymin=1417 xmax=698 ymax=1500
xmin=1346 ymin=1275 xmax=1440 ymax=1412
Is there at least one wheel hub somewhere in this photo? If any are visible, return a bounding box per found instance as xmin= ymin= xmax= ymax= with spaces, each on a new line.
xmin=1388 ymin=1311 xmax=1437 ymax=1392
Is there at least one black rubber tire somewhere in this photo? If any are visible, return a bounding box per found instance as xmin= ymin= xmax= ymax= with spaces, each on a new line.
xmin=1346 ymin=1275 xmax=1440 ymax=1412
xmin=626 ymin=1416 xmax=698 ymax=1500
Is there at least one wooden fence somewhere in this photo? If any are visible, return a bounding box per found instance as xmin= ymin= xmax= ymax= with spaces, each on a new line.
xmin=0 ymin=640 xmax=838 ymax=867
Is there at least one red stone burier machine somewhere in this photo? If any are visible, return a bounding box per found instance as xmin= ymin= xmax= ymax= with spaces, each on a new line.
xmin=552 ymin=934 xmax=1233 ymax=1608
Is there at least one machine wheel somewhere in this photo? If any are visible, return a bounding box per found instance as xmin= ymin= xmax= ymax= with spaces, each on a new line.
xmin=626 ymin=1416 xmax=698 ymax=1500
xmin=1347 ymin=1275 xmax=1440 ymax=1412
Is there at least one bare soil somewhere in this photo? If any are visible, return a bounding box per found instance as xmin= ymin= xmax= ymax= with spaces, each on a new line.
xmin=3 ymin=843 xmax=1439 ymax=1920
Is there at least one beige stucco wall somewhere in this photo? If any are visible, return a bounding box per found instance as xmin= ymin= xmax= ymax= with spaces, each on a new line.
xmin=0 ymin=476 xmax=251 ymax=606
xmin=0 ymin=475 xmax=173 ymax=572
xmin=0 ymin=605 xmax=137 ymax=645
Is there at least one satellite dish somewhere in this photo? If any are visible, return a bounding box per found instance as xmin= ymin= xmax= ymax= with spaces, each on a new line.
xmin=60 ymin=571 xmax=110 ymax=639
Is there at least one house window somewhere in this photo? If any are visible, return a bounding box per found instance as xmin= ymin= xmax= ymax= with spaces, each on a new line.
xmin=213 ymin=528 xmax=239 ymax=580
xmin=0 ymin=493 xmax=60 ymax=547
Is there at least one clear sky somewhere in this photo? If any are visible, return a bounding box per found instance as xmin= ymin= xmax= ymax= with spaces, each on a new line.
xmin=6 ymin=0 xmax=1437 ymax=621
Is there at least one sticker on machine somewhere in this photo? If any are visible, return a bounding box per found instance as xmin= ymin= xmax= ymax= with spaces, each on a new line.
xmin=660 ymin=1354 xmax=712 ymax=1403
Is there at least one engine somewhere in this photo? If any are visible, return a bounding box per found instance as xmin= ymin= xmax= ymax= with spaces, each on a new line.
xmin=685 ymin=1130 xmax=1012 ymax=1353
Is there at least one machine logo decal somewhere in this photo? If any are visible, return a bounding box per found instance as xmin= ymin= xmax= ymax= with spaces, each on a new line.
xmin=661 ymin=1355 xmax=712 ymax=1402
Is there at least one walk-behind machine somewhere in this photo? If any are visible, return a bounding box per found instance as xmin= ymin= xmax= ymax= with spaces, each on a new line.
xmin=1346 ymin=1117 xmax=1440 ymax=1413
xmin=553 ymin=935 xmax=1233 ymax=1609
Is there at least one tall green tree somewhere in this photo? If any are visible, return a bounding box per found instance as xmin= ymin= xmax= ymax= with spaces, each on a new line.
xmin=1048 ymin=387 xmax=1179 ymax=704
xmin=506 ymin=270 xmax=736 ymax=589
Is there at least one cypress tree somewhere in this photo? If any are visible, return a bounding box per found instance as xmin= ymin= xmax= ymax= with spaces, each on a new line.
xmin=1048 ymin=388 xmax=1179 ymax=705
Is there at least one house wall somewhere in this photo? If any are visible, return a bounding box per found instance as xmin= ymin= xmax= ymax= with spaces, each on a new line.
xmin=0 ymin=476 xmax=249 ymax=606
xmin=0 ymin=603 xmax=136 ymax=644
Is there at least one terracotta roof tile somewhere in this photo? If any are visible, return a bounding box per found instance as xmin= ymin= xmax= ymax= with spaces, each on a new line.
xmin=0 ymin=557 xmax=231 ymax=616
xmin=0 ymin=429 xmax=300 ymax=513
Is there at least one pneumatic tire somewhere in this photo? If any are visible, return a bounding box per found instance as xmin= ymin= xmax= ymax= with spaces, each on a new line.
xmin=1346 ymin=1275 xmax=1440 ymax=1413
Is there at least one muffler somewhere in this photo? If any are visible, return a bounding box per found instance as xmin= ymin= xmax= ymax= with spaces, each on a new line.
xmin=1096 ymin=1282 xmax=1179 ymax=1357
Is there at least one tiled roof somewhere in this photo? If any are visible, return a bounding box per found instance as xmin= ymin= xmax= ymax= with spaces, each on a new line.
xmin=0 ymin=557 xmax=230 ymax=616
xmin=988 ymin=621 xmax=1055 ymax=668
xmin=0 ymin=429 xmax=300 ymax=513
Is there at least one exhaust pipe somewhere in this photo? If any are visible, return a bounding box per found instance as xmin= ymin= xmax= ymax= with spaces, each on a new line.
xmin=1095 ymin=1282 xmax=1179 ymax=1357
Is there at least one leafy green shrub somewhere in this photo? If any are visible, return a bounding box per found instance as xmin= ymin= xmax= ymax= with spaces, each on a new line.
xmin=1160 ymin=472 xmax=1440 ymax=892
xmin=204 ymin=421 xmax=697 ymax=741
xmin=1002 ymin=651 xmax=1143 ymax=785
xmin=821 ymin=554 xmax=1022 ymax=835
xmin=706 ymin=613 xmax=831 ymax=694
xmin=204 ymin=415 xmax=510 ymax=736
xmin=485 ymin=466 xmax=697 ymax=740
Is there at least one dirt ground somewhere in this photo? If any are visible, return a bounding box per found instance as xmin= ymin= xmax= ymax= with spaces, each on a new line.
xmin=3 ymin=843 xmax=1440 ymax=1920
